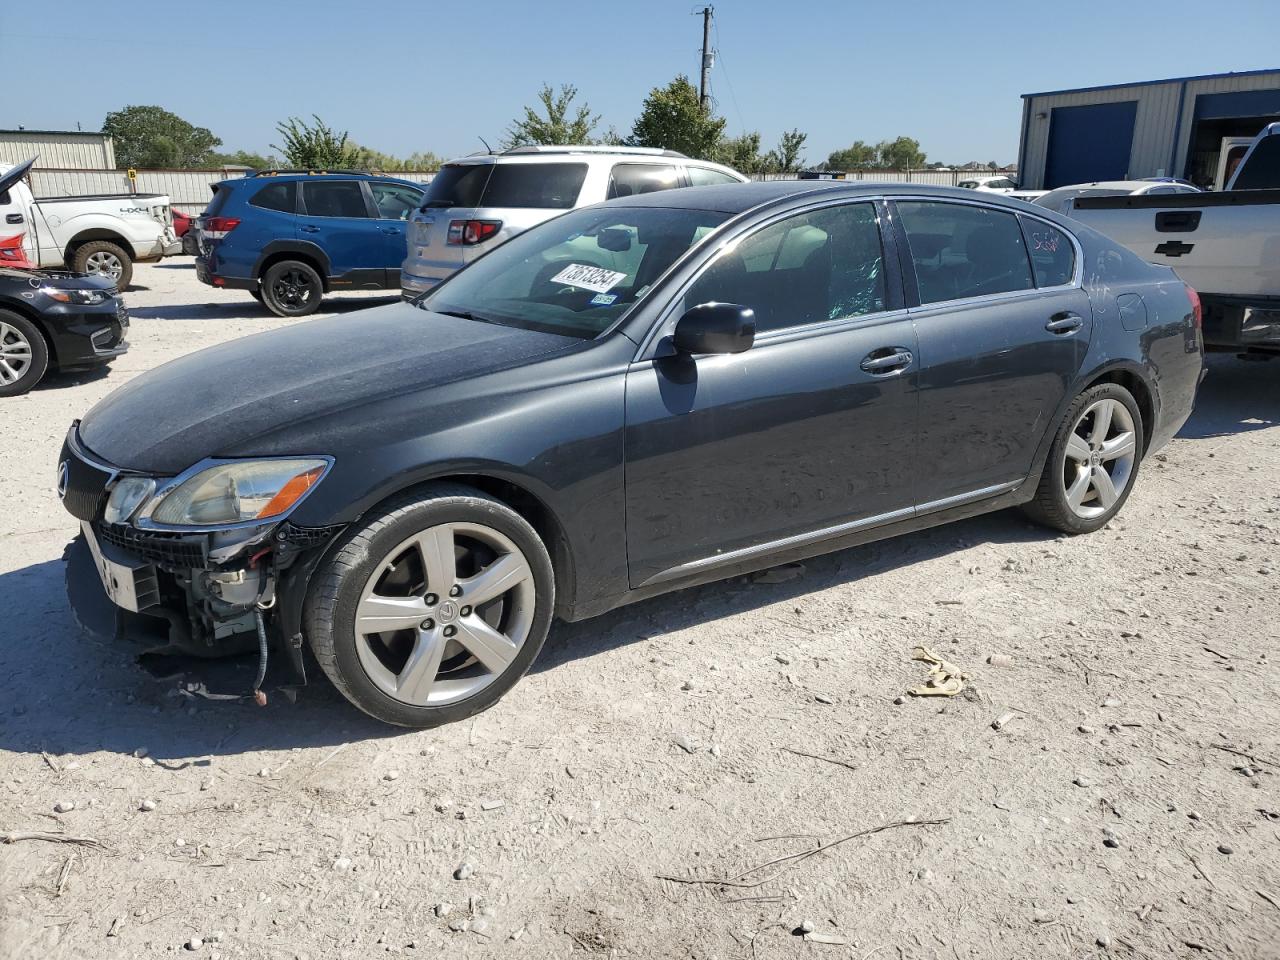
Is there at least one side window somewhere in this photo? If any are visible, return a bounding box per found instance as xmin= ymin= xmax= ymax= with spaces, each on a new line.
xmin=1021 ymin=218 xmax=1076 ymax=288
xmin=687 ymin=166 xmax=741 ymax=187
xmin=1231 ymin=136 xmax=1280 ymax=190
xmin=301 ymin=180 xmax=370 ymax=218
xmin=607 ymin=164 xmax=679 ymax=200
xmin=896 ymin=200 xmax=1033 ymax=304
xmin=684 ymin=202 xmax=886 ymax=334
xmin=370 ymin=182 xmax=423 ymax=220
xmin=249 ymin=182 xmax=296 ymax=213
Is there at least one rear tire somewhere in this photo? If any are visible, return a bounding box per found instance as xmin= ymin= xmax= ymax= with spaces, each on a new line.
xmin=260 ymin=260 xmax=323 ymax=318
xmin=0 ymin=310 xmax=49 ymax=397
xmin=72 ymin=240 xmax=133 ymax=290
xmin=305 ymin=484 xmax=555 ymax=728
xmin=1022 ymin=383 xmax=1144 ymax=534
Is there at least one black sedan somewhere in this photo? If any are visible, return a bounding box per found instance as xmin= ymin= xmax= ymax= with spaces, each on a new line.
xmin=59 ymin=182 xmax=1203 ymax=727
xmin=0 ymin=267 xmax=128 ymax=396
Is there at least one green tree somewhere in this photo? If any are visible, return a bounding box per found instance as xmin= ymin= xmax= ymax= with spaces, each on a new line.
xmin=271 ymin=116 xmax=362 ymax=169
xmin=102 ymin=105 xmax=221 ymax=169
xmin=715 ymin=131 xmax=768 ymax=175
xmin=767 ymin=128 xmax=808 ymax=173
xmin=878 ymin=136 xmax=926 ymax=170
xmin=504 ymin=83 xmax=600 ymax=148
xmin=352 ymin=146 xmax=443 ymax=171
xmin=628 ymin=75 xmax=726 ymax=160
xmin=826 ymin=140 xmax=878 ymax=170
xmin=210 ymin=149 xmax=279 ymax=169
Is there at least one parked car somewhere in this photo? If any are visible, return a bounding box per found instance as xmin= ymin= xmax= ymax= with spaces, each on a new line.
xmin=0 ymin=158 xmax=178 ymax=290
xmin=957 ymin=174 xmax=1019 ymax=193
xmin=194 ymin=170 xmax=425 ymax=317
xmin=1069 ymin=122 xmax=1280 ymax=358
xmin=1033 ymin=179 xmax=1201 ymax=214
xmin=172 ymin=208 xmax=200 ymax=256
xmin=400 ymin=145 xmax=747 ymax=297
xmin=0 ymin=266 xmax=127 ymax=396
xmin=60 ymin=182 xmax=1202 ymax=727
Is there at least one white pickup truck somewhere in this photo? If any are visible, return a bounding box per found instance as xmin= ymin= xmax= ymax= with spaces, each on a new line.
xmin=1070 ymin=123 xmax=1280 ymax=358
xmin=0 ymin=158 xmax=177 ymax=289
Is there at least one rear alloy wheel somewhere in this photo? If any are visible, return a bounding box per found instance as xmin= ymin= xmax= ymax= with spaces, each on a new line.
xmin=72 ymin=240 xmax=133 ymax=290
xmin=0 ymin=310 xmax=49 ymax=397
xmin=306 ymin=484 xmax=554 ymax=727
xmin=1023 ymin=383 xmax=1144 ymax=534
xmin=261 ymin=260 xmax=323 ymax=318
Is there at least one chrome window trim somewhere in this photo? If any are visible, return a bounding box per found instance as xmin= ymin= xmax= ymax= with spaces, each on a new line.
xmin=641 ymin=479 xmax=1020 ymax=587
xmin=633 ymin=193 xmax=891 ymax=360
xmin=890 ymin=195 xmax=1085 ymax=307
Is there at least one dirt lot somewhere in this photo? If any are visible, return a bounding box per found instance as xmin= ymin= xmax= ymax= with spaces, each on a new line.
xmin=2 ymin=261 xmax=1278 ymax=960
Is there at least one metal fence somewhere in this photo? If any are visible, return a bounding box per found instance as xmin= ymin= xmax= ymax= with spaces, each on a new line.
xmin=28 ymin=168 xmax=439 ymax=211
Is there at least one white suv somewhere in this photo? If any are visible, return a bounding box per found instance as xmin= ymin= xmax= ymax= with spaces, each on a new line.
xmin=400 ymin=146 xmax=747 ymax=297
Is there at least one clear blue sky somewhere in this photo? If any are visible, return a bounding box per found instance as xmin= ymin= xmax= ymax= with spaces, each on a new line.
xmin=2 ymin=0 xmax=1276 ymax=166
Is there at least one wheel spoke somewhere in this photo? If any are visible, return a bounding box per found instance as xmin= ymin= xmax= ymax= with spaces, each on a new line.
xmin=1100 ymin=430 xmax=1136 ymax=462
xmin=355 ymin=592 xmax=429 ymax=634
xmin=1089 ymin=401 xmax=1114 ymax=447
xmin=396 ymin=627 xmax=447 ymax=702
xmin=1065 ymin=432 xmax=1092 ymax=464
xmin=413 ymin=525 xmax=456 ymax=593
xmin=460 ymin=552 xmax=531 ymax=607
xmin=453 ymin=615 xmax=519 ymax=673
xmin=1066 ymin=466 xmax=1091 ymax=509
xmin=1092 ymin=467 xmax=1119 ymax=508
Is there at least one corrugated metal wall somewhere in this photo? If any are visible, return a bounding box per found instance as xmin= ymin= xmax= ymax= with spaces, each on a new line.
xmin=1020 ymin=71 xmax=1280 ymax=189
xmin=0 ymin=132 xmax=115 ymax=169
xmin=28 ymin=169 xmax=437 ymax=211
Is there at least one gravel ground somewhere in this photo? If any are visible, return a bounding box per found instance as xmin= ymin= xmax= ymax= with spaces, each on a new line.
xmin=2 ymin=261 xmax=1279 ymax=959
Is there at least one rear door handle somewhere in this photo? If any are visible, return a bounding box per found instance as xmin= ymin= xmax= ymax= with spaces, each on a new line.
xmin=1045 ymin=312 xmax=1083 ymax=334
xmin=301 ymin=225 xmax=320 ymax=233
xmin=860 ymin=348 xmax=913 ymax=374
xmin=5 ymin=213 xmax=23 ymax=225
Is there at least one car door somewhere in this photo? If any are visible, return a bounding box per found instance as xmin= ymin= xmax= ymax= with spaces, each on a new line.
xmin=623 ymin=199 xmax=920 ymax=588
xmin=368 ymin=181 xmax=424 ymax=285
xmin=892 ymin=198 xmax=1092 ymax=507
xmin=298 ymin=179 xmax=387 ymax=284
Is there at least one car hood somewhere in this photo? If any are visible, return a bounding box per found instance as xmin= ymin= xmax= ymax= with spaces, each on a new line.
xmin=0 ymin=266 xmax=115 ymax=289
xmin=78 ymin=302 xmax=581 ymax=474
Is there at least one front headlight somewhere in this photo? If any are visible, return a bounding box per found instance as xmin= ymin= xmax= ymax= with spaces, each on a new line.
xmin=143 ymin=458 xmax=330 ymax=528
xmin=41 ymin=286 xmax=110 ymax=305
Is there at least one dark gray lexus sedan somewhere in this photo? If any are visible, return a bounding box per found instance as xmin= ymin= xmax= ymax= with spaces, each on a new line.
xmin=59 ymin=182 xmax=1203 ymax=727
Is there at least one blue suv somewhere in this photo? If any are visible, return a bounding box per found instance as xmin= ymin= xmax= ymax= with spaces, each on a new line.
xmin=195 ymin=171 xmax=425 ymax=317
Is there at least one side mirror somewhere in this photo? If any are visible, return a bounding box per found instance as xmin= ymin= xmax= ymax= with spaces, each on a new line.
xmin=673 ymin=302 xmax=755 ymax=355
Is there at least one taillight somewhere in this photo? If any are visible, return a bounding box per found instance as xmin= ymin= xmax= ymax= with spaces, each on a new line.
xmin=203 ymin=217 xmax=241 ymax=240
xmin=1185 ymin=284 xmax=1202 ymax=330
xmin=447 ymin=219 xmax=502 ymax=246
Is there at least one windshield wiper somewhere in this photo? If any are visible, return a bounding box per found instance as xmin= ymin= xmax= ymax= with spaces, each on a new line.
xmin=432 ymin=308 xmax=495 ymax=325
xmin=420 ymin=200 xmax=457 ymax=209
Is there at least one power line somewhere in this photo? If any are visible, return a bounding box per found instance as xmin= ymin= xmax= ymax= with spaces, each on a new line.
xmin=712 ymin=17 xmax=747 ymax=132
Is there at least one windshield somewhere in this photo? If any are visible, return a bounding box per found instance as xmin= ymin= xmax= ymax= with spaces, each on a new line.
xmin=420 ymin=205 xmax=732 ymax=338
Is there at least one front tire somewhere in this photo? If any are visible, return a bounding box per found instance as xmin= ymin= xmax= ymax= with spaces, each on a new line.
xmin=72 ymin=240 xmax=133 ymax=289
xmin=305 ymin=484 xmax=555 ymax=728
xmin=261 ymin=260 xmax=323 ymax=318
xmin=1022 ymin=383 xmax=1144 ymax=534
xmin=0 ymin=310 xmax=49 ymax=397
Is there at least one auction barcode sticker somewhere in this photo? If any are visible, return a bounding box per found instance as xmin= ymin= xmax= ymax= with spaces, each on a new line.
xmin=550 ymin=263 xmax=628 ymax=294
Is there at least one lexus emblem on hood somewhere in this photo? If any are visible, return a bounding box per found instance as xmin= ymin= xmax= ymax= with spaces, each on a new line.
xmin=56 ymin=460 xmax=69 ymax=501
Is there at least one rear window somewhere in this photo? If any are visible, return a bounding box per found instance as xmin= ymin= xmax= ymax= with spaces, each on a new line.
xmin=481 ymin=163 xmax=587 ymax=209
xmin=249 ymin=182 xmax=296 ymax=213
xmin=204 ymin=184 xmax=232 ymax=217
xmin=1232 ymin=136 xmax=1280 ymax=190
xmin=420 ymin=164 xmax=491 ymax=208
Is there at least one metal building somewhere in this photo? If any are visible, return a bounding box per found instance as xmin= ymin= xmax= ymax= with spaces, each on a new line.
xmin=1017 ymin=69 xmax=1280 ymax=189
xmin=0 ymin=129 xmax=116 ymax=170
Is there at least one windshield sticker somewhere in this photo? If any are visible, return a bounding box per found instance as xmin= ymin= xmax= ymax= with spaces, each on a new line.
xmin=589 ymin=293 xmax=618 ymax=306
xmin=550 ymin=263 xmax=628 ymax=293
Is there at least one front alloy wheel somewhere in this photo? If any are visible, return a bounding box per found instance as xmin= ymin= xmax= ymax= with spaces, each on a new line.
xmin=306 ymin=484 xmax=555 ymax=727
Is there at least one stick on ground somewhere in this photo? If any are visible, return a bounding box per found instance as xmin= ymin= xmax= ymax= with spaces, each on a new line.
xmin=2 ymin=831 xmax=104 ymax=849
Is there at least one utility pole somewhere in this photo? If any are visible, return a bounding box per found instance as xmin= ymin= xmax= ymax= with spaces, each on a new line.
xmin=698 ymin=6 xmax=713 ymax=113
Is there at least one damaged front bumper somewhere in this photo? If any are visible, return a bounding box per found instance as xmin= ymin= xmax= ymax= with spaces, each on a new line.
xmin=59 ymin=429 xmax=344 ymax=687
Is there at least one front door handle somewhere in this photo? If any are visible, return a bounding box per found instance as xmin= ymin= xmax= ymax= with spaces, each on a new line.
xmin=300 ymin=224 xmax=320 ymax=233
xmin=5 ymin=213 xmax=23 ymax=225
xmin=860 ymin=348 xmax=913 ymax=374
xmin=1045 ymin=312 xmax=1083 ymax=334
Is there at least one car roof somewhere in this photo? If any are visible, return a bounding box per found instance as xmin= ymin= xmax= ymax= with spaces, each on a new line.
xmin=218 ymin=171 xmax=423 ymax=189
xmin=603 ymin=180 xmax=1037 ymax=215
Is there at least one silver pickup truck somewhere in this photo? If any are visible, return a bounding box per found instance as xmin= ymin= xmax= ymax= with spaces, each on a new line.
xmin=1070 ymin=123 xmax=1280 ymax=359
